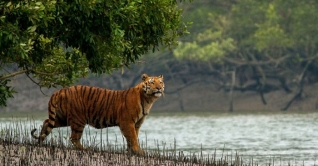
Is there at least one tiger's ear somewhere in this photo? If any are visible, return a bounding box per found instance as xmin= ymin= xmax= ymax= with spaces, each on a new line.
xmin=158 ymin=75 xmax=163 ymax=79
xmin=142 ymin=74 xmax=149 ymax=81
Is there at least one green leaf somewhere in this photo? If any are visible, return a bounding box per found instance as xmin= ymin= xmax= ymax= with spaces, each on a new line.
xmin=28 ymin=26 xmax=37 ymax=32
xmin=6 ymin=2 xmax=11 ymax=7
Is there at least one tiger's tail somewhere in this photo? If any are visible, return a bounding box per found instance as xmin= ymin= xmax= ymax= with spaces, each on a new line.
xmin=31 ymin=128 xmax=39 ymax=139
xmin=31 ymin=96 xmax=58 ymax=144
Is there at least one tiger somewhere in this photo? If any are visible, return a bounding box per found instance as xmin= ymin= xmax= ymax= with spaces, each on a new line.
xmin=31 ymin=74 xmax=164 ymax=155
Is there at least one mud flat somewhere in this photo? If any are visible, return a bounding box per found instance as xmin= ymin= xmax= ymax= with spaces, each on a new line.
xmin=0 ymin=141 xmax=252 ymax=166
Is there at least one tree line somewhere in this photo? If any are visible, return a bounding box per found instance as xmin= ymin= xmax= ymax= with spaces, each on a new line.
xmin=173 ymin=0 xmax=318 ymax=111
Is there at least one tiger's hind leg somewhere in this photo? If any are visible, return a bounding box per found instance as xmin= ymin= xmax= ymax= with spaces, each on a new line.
xmin=69 ymin=122 xmax=86 ymax=150
xmin=38 ymin=119 xmax=53 ymax=144
xmin=30 ymin=118 xmax=55 ymax=146
xmin=31 ymin=112 xmax=68 ymax=146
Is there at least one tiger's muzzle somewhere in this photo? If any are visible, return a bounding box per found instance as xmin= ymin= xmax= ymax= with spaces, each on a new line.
xmin=152 ymin=89 xmax=164 ymax=97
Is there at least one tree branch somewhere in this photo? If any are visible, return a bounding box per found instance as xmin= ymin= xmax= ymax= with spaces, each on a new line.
xmin=25 ymin=72 xmax=49 ymax=96
xmin=0 ymin=69 xmax=60 ymax=81
xmin=0 ymin=69 xmax=28 ymax=80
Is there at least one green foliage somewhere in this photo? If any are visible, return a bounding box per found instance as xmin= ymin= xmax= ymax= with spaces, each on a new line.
xmin=33 ymin=45 xmax=88 ymax=88
xmin=0 ymin=0 xmax=190 ymax=107
xmin=0 ymin=79 xmax=16 ymax=107
xmin=174 ymin=0 xmax=318 ymax=64
xmin=174 ymin=30 xmax=236 ymax=61
xmin=50 ymin=0 xmax=189 ymax=73
xmin=174 ymin=13 xmax=236 ymax=62
xmin=250 ymin=3 xmax=294 ymax=51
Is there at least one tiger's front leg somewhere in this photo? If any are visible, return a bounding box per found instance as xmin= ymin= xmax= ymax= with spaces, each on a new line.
xmin=119 ymin=122 xmax=145 ymax=155
xmin=135 ymin=116 xmax=146 ymax=138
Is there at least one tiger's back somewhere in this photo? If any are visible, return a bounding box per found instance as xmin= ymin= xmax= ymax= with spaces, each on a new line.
xmin=50 ymin=86 xmax=133 ymax=128
xmin=31 ymin=74 xmax=164 ymax=155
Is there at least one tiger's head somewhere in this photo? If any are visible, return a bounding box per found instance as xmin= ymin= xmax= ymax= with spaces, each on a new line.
xmin=141 ymin=74 xmax=164 ymax=98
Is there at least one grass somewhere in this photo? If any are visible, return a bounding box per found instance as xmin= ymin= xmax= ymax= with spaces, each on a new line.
xmin=0 ymin=117 xmax=306 ymax=166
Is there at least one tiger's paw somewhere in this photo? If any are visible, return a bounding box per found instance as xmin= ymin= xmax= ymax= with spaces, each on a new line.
xmin=128 ymin=148 xmax=146 ymax=156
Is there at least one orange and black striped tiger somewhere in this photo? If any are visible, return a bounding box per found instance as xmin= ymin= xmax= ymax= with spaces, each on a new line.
xmin=31 ymin=74 xmax=164 ymax=155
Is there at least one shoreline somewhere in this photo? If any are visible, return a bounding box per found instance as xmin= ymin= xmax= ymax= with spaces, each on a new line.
xmin=0 ymin=142 xmax=200 ymax=166
xmin=0 ymin=141 xmax=262 ymax=166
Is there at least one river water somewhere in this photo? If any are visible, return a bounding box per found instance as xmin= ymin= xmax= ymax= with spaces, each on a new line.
xmin=1 ymin=111 xmax=318 ymax=165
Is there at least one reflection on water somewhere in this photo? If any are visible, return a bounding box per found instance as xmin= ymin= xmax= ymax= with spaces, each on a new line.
xmin=1 ymin=111 xmax=318 ymax=165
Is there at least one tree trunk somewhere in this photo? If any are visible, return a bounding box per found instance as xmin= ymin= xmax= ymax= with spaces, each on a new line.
xmin=281 ymin=60 xmax=312 ymax=111
xmin=229 ymin=69 xmax=236 ymax=112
